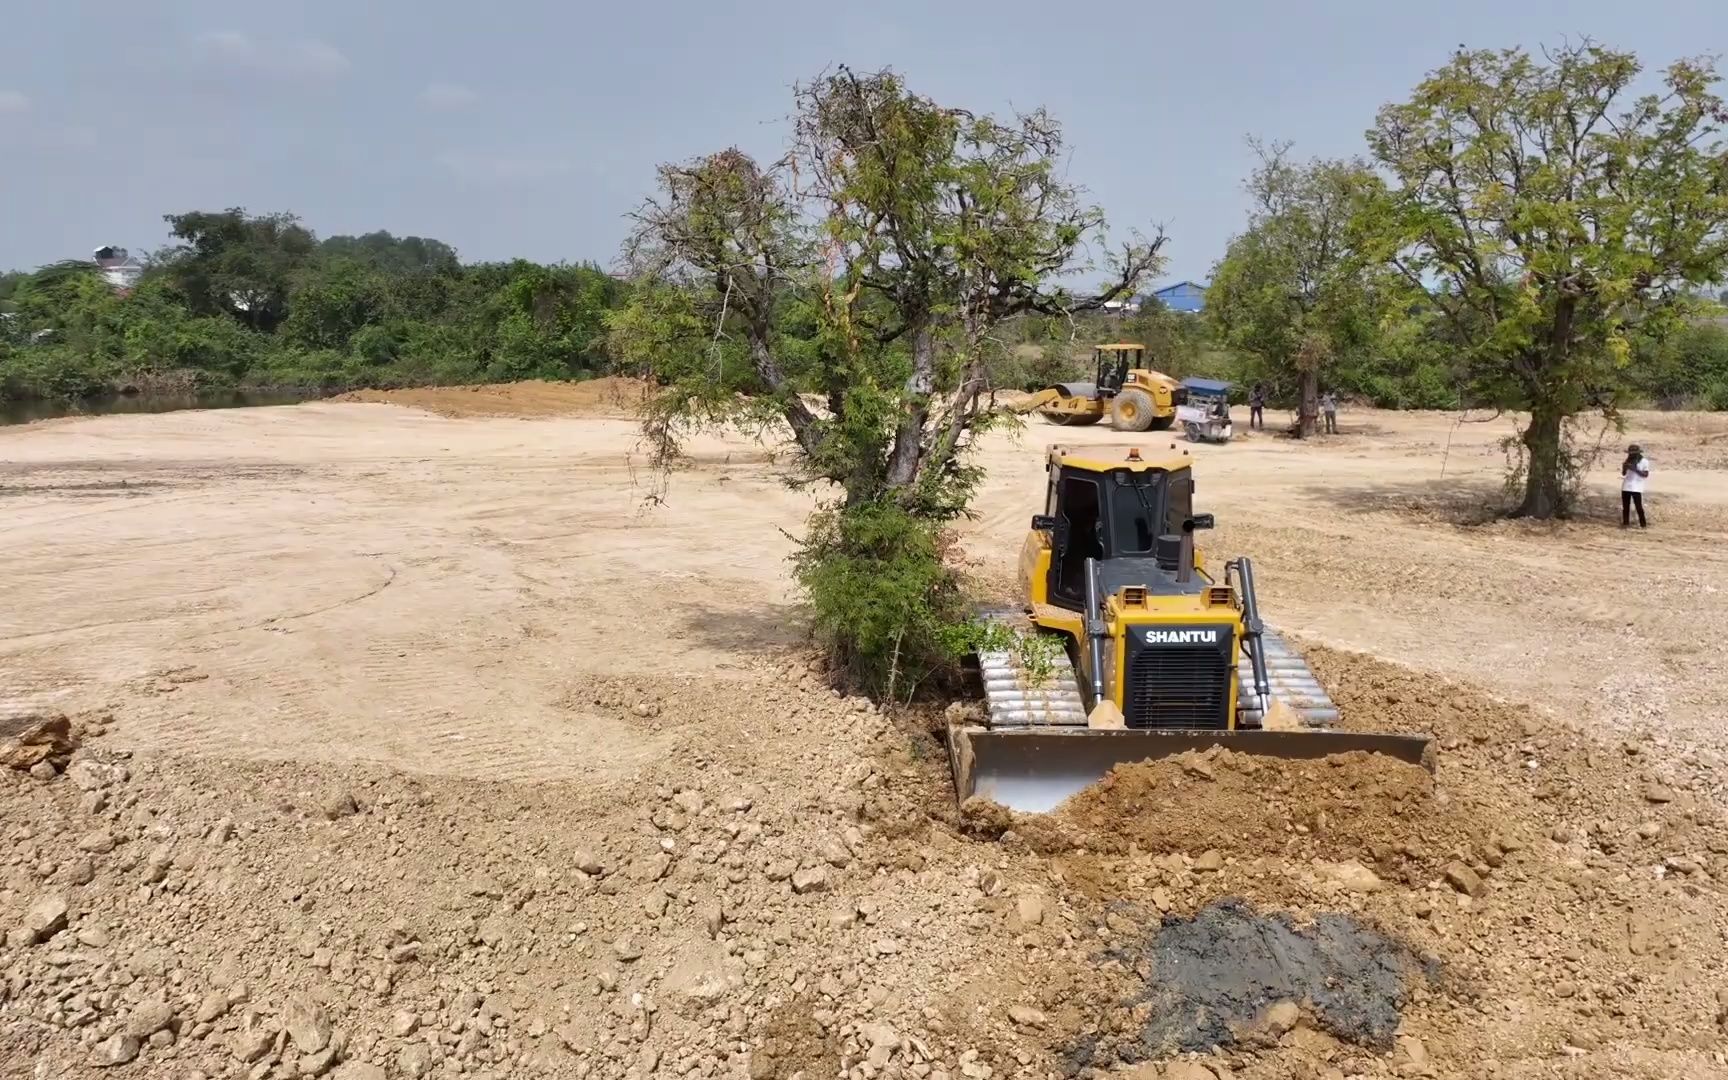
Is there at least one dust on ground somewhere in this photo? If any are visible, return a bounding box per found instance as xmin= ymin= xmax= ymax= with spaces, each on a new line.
xmin=3 ymin=387 xmax=1728 ymax=1079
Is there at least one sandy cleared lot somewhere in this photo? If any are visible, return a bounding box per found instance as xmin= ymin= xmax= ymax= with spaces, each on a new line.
xmin=4 ymin=390 xmax=1728 ymax=1080
xmin=4 ymin=397 xmax=1725 ymax=771
xmin=0 ymin=402 xmax=807 ymax=782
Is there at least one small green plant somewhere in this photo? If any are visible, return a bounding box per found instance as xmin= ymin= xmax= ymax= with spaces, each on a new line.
xmin=944 ymin=618 xmax=1067 ymax=689
xmin=1016 ymin=632 xmax=1067 ymax=688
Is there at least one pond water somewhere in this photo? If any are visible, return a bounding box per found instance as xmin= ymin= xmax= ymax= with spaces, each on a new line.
xmin=0 ymin=389 xmax=331 ymax=426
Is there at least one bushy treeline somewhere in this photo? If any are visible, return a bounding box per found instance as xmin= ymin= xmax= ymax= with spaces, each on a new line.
xmin=0 ymin=209 xmax=624 ymax=402
xmin=1630 ymin=321 xmax=1728 ymax=411
xmin=997 ymin=301 xmax=1728 ymax=413
xmin=5 ymin=206 xmax=1723 ymax=416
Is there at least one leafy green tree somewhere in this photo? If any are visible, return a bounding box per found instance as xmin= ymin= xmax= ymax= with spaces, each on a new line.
xmin=9 ymin=261 xmax=105 ymax=324
xmin=485 ymin=262 xmax=621 ymax=380
xmin=794 ymin=71 xmax=1162 ymax=507
xmin=160 ymin=209 xmax=318 ymax=333
xmin=320 ymin=231 xmax=460 ymax=275
xmin=1207 ymin=141 xmax=1386 ymax=437
xmin=4 ymin=216 xmax=643 ymax=402
xmin=350 ymin=323 xmax=404 ymax=366
xmin=0 ymin=342 xmax=118 ymax=400
xmin=2 ymin=266 xmax=137 ymax=395
xmin=1358 ymin=43 xmax=1728 ymax=517
xmin=281 ymin=262 xmax=390 ymax=350
xmin=612 ymin=148 xmax=825 ymax=479
xmin=1344 ymin=304 xmax=1464 ymax=409
xmin=1122 ymin=297 xmax=1213 ymax=376
xmin=613 ymin=68 xmax=1162 ymax=694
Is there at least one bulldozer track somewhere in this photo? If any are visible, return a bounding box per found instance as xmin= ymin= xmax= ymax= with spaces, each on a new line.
xmin=1236 ymin=628 xmax=1340 ymax=728
xmin=976 ymin=609 xmax=1088 ymax=726
xmin=977 ymin=611 xmax=1339 ymax=730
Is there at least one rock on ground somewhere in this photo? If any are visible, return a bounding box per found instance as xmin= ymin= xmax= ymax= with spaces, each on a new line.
xmin=89 ymin=1033 xmax=140 ymax=1068
xmin=23 ymin=894 xmax=69 ymax=943
xmin=1 ymin=713 xmax=76 ymax=770
xmin=282 ymin=995 xmax=334 ymax=1053
xmin=124 ymin=999 xmax=177 ymax=1038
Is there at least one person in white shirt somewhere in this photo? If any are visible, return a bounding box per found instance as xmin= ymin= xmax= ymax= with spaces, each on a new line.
xmin=1620 ymin=444 xmax=1651 ymax=528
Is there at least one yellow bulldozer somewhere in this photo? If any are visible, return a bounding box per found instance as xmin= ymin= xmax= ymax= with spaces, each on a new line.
xmin=1018 ymin=343 xmax=1183 ymax=431
xmin=949 ymin=443 xmax=1432 ymax=812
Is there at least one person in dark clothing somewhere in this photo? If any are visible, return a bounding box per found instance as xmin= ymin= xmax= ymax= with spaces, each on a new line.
xmin=1621 ymin=444 xmax=1651 ymax=528
xmin=1248 ymin=383 xmax=1266 ymax=430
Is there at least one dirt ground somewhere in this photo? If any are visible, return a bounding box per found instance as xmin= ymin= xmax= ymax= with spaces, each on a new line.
xmin=3 ymin=390 xmax=1728 ymax=1080
xmin=330 ymin=379 xmax=651 ymax=421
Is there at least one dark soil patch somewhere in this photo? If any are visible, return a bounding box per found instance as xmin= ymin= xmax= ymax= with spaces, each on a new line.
xmin=1065 ymin=898 xmax=1435 ymax=1071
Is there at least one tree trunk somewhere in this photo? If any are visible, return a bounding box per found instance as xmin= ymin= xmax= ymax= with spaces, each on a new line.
xmin=1518 ymin=301 xmax=1577 ymax=520
xmin=1296 ymin=370 xmax=1319 ymax=439
xmin=884 ymin=325 xmax=934 ymax=490
xmin=1515 ymin=400 xmax=1566 ymax=519
xmin=747 ymin=337 xmax=823 ymax=462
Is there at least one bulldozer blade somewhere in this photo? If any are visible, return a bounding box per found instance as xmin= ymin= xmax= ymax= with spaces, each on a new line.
xmin=949 ymin=725 xmax=1434 ymax=814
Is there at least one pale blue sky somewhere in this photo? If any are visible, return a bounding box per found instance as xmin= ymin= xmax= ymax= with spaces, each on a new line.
xmin=2 ymin=0 xmax=1723 ymax=283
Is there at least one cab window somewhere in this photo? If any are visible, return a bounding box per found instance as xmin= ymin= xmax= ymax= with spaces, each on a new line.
xmin=1108 ymin=470 xmax=1166 ymax=555
xmin=1052 ymin=473 xmax=1102 ymax=604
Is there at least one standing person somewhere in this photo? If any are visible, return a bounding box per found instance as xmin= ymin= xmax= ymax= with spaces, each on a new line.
xmin=1319 ymin=390 xmax=1339 ymax=434
xmin=1248 ymin=383 xmax=1266 ymax=431
xmin=1621 ymin=444 xmax=1651 ymax=528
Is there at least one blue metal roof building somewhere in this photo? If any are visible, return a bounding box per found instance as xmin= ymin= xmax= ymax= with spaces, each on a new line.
xmin=1147 ymin=281 xmax=1207 ymax=313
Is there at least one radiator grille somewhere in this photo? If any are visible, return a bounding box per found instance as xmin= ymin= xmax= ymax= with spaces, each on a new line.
xmin=1125 ymin=645 xmax=1230 ymax=729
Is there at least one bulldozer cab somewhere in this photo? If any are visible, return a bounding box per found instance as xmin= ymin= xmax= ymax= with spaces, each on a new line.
xmin=1093 ymin=344 xmax=1142 ymax=396
xmin=1039 ymin=452 xmax=1201 ymax=610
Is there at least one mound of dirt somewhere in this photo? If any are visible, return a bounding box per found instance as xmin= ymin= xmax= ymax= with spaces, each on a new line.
xmin=1057 ymin=749 xmax=1478 ymax=877
xmin=962 ymin=746 xmax=1488 ymax=892
xmin=333 ymin=377 xmax=651 ymax=418
xmin=945 ymin=645 xmax=1728 ymax=1078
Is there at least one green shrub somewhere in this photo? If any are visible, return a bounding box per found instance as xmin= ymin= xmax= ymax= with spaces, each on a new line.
xmin=0 ymin=344 xmax=117 ymax=400
xmin=793 ymin=502 xmax=973 ymax=701
xmin=350 ymin=324 xmax=403 ymax=365
xmin=246 ymin=347 xmax=365 ymax=390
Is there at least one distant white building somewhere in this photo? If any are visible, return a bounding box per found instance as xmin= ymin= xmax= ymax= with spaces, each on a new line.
xmin=93 ymin=246 xmax=143 ymax=295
